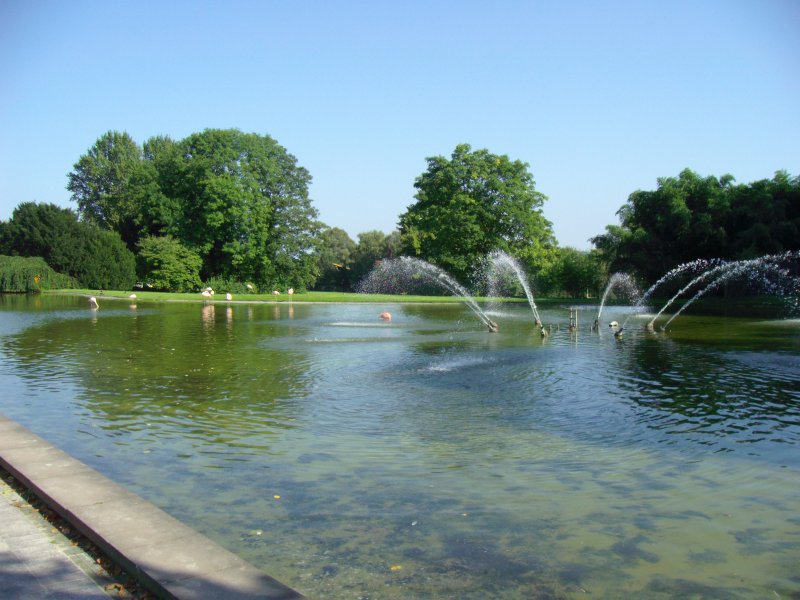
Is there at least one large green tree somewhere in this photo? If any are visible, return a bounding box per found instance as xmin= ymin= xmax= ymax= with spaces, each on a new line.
xmin=67 ymin=131 xmax=144 ymax=247
xmin=399 ymin=144 xmax=555 ymax=284
xmin=171 ymin=129 xmax=321 ymax=288
xmin=725 ymin=170 xmax=800 ymax=258
xmin=130 ymin=135 xmax=183 ymax=243
xmin=68 ymin=128 xmax=322 ymax=289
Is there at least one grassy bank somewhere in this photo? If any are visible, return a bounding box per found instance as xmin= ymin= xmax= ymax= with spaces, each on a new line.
xmin=46 ymin=289 xmax=586 ymax=305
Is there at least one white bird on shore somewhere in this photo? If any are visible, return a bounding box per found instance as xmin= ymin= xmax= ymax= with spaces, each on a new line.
xmin=128 ymin=293 xmax=137 ymax=299
xmin=226 ymin=292 xmax=233 ymax=301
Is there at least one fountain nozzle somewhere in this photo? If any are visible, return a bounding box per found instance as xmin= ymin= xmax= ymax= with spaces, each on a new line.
xmin=487 ymin=320 xmax=499 ymax=333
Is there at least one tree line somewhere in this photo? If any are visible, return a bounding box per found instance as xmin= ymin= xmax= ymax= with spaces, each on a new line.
xmin=591 ymin=168 xmax=800 ymax=284
xmin=1 ymin=128 xmax=797 ymax=296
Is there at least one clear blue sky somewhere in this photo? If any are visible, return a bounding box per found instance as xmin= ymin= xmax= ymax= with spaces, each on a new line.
xmin=1 ymin=0 xmax=798 ymax=249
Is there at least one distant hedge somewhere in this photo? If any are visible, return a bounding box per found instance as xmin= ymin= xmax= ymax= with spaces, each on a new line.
xmin=1 ymin=202 xmax=137 ymax=290
xmin=0 ymin=255 xmax=78 ymax=292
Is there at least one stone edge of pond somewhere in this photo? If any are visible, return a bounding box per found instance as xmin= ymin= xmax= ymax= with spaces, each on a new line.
xmin=0 ymin=414 xmax=305 ymax=600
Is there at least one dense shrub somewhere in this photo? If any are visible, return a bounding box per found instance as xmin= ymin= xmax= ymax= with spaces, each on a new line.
xmin=0 ymin=255 xmax=78 ymax=292
xmin=75 ymin=228 xmax=137 ymax=289
xmin=1 ymin=202 xmax=136 ymax=290
xmin=136 ymin=235 xmax=202 ymax=292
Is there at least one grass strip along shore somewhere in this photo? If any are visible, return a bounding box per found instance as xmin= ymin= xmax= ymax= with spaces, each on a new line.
xmin=47 ymin=289 xmax=572 ymax=305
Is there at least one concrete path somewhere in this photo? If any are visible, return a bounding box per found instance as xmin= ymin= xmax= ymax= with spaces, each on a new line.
xmin=0 ymin=414 xmax=304 ymax=599
xmin=0 ymin=473 xmax=111 ymax=599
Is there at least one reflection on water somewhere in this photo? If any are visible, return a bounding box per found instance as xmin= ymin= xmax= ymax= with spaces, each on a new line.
xmin=1 ymin=295 xmax=799 ymax=598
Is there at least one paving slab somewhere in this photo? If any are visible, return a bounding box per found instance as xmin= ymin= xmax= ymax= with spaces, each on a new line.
xmin=0 ymin=474 xmax=110 ymax=599
xmin=0 ymin=414 xmax=304 ymax=599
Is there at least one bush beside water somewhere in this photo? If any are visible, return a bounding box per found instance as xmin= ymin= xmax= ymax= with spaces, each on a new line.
xmin=0 ymin=256 xmax=78 ymax=292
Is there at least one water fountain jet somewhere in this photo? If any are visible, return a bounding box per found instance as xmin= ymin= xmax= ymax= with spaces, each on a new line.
xmin=621 ymin=259 xmax=721 ymax=329
xmin=359 ymin=257 xmax=500 ymax=331
xmin=483 ymin=250 xmax=543 ymax=328
xmin=596 ymin=273 xmax=640 ymax=325
xmin=662 ymin=256 xmax=798 ymax=329
xmin=649 ymin=251 xmax=799 ymax=330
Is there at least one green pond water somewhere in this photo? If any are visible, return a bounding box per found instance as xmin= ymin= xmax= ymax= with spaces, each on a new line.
xmin=0 ymin=294 xmax=798 ymax=599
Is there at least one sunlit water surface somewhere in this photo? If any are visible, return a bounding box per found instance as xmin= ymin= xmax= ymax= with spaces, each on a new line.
xmin=1 ymin=295 xmax=799 ymax=599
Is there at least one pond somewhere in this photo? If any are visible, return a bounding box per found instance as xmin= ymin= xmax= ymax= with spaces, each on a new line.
xmin=0 ymin=294 xmax=798 ymax=598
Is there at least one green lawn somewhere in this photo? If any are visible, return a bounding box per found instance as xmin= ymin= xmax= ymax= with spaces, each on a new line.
xmin=47 ymin=289 xmax=579 ymax=304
